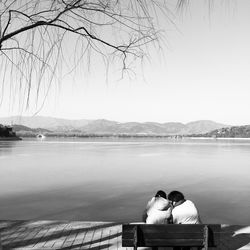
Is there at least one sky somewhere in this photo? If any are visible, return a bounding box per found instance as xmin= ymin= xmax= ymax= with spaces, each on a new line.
xmin=1 ymin=0 xmax=250 ymax=125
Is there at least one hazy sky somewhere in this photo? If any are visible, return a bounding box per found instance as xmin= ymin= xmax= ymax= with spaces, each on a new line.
xmin=1 ymin=0 xmax=250 ymax=125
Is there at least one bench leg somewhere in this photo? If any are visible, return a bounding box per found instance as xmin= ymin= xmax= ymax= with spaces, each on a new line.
xmin=203 ymin=225 xmax=208 ymax=250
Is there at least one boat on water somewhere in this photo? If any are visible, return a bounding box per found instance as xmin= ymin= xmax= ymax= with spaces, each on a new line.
xmin=36 ymin=134 xmax=46 ymax=139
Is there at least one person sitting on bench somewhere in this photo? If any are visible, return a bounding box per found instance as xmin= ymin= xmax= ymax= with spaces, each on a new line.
xmin=168 ymin=190 xmax=201 ymax=224
xmin=142 ymin=190 xmax=172 ymax=224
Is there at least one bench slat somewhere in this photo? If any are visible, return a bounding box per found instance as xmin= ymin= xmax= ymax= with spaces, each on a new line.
xmin=123 ymin=239 xmax=204 ymax=247
xmin=123 ymin=232 xmax=205 ymax=239
xmin=145 ymin=239 xmax=204 ymax=246
xmin=123 ymin=224 xmax=205 ymax=233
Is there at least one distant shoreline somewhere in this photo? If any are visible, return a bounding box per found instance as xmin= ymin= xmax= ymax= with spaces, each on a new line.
xmin=13 ymin=134 xmax=250 ymax=140
xmin=16 ymin=133 xmax=182 ymax=138
xmin=0 ymin=136 xmax=22 ymax=141
xmin=189 ymin=137 xmax=250 ymax=140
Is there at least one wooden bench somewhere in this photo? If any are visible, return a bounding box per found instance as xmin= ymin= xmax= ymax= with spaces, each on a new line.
xmin=122 ymin=224 xmax=220 ymax=250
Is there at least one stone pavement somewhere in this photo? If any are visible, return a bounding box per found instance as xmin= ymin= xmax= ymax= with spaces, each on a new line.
xmin=1 ymin=221 xmax=250 ymax=249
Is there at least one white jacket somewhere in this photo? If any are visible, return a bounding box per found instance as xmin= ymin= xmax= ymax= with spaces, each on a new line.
xmin=146 ymin=197 xmax=172 ymax=224
xmin=172 ymin=200 xmax=201 ymax=224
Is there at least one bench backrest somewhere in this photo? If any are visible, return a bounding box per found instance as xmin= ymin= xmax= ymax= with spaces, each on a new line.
xmin=122 ymin=224 xmax=220 ymax=249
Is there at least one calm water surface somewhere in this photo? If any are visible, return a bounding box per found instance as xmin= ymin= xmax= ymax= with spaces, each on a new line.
xmin=0 ymin=137 xmax=250 ymax=224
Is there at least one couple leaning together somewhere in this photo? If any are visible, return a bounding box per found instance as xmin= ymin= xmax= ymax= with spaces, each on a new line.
xmin=143 ymin=190 xmax=201 ymax=225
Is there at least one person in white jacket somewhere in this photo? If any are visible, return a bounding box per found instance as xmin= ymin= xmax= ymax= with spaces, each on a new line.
xmin=143 ymin=190 xmax=172 ymax=224
xmin=168 ymin=190 xmax=201 ymax=224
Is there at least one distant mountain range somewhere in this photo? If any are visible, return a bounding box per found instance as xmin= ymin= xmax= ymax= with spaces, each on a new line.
xmin=12 ymin=125 xmax=51 ymax=133
xmin=0 ymin=116 xmax=229 ymax=135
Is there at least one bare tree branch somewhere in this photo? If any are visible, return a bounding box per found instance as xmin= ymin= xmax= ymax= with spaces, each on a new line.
xmin=0 ymin=0 xmax=184 ymax=110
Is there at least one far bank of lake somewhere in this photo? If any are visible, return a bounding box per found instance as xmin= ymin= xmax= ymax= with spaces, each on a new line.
xmin=0 ymin=136 xmax=22 ymax=141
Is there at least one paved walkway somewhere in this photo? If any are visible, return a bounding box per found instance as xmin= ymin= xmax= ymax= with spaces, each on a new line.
xmin=1 ymin=221 xmax=250 ymax=249
xmin=0 ymin=221 xmax=124 ymax=250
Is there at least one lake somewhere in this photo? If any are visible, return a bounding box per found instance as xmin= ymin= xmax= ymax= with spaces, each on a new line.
xmin=0 ymin=137 xmax=250 ymax=224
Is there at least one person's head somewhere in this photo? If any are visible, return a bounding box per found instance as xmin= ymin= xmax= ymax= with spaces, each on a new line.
xmin=168 ymin=191 xmax=185 ymax=205
xmin=155 ymin=190 xmax=167 ymax=199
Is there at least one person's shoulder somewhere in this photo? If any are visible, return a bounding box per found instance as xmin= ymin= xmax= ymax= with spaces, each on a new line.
xmin=146 ymin=197 xmax=156 ymax=208
xmin=174 ymin=200 xmax=193 ymax=211
xmin=148 ymin=197 xmax=156 ymax=204
xmin=185 ymin=200 xmax=196 ymax=206
xmin=147 ymin=197 xmax=170 ymax=212
xmin=185 ymin=200 xmax=199 ymax=211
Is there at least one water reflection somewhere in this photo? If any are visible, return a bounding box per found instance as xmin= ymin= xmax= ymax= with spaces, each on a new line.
xmin=0 ymin=141 xmax=19 ymax=155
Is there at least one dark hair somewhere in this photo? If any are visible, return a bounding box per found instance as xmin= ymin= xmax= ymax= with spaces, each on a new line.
xmin=168 ymin=191 xmax=185 ymax=202
xmin=155 ymin=190 xmax=167 ymax=199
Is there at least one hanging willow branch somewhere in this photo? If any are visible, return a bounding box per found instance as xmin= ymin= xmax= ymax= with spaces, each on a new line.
xmin=0 ymin=0 xmax=188 ymax=109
